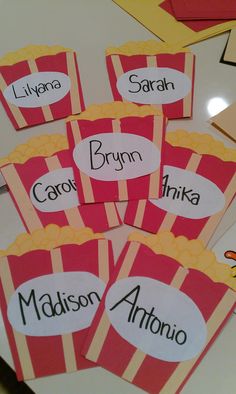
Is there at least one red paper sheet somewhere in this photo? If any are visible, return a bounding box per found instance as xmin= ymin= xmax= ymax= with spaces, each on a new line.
xmin=160 ymin=0 xmax=228 ymax=32
xmin=125 ymin=143 xmax=236 ymax=245
xmin=1 ymin=149 xmax=122 ymax=233
xmin=82 ymin=240 xmax=236 ymax=393
xmin=0 ymin=239 xmax=114 ymax=380
xmin=170 ymin=0 xmax=236 ymax=20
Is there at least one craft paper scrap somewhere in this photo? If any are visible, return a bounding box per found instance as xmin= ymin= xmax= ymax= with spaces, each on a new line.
xmin=0 ymin=45 xmax=85 ymax=129
xmin=125 ymin=130 xmax=236 ymax=245
xmin=82 ymin=231 xmax=236 ymax=394
xmin=0 ymin=134 xmax=121 ymax=233
xmin=211 ymin=223 xmax=236 ymax=312
xmin=0 ymin=225 xmax=114 ymax=380
xmin=113 ymin=0 xmax=236 ymax=47
xmin=212 ymin=222 xmax=236 ymax=271
xmin=210 ymin=102 xmax=236 ymax=142
xmin=170 ymin=0 xmax=236 ymax=20
xmin=222 ymin=29 xmax=236 ymax=65
xmin=106 ymin=41 xmax=195 ymax=119
xmin=67 ymin=102 xmax=166 ymax=203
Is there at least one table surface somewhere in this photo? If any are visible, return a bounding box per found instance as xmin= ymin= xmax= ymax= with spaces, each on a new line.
xmin=0 ymin=1 xmax=236 ymax=394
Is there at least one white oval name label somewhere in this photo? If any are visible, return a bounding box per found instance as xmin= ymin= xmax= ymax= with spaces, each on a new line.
xmin=150 ymin=166 xmax=225 ymax=219
xmin=105 ymin=276 xmax=207 ymax=362
xmin=73 ymin=132 xmax=160 ymax=181
xmin=30 ymin=167 xmax=79 ymax=212
xmin=117 ymin=67 xmax=191 ymax=105
xmin=3 ymin=72 xmax=71 ymax=108
xmin=8 ymin=272 xmax=105 ymax=336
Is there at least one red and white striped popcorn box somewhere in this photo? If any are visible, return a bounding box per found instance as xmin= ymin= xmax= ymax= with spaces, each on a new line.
xmin=66 ymin=102 xmax=166 ymax=203
xmin=0 ymin=134 xmax=121 ymax=233
xmin=0 ymin=225 xmax=114 ymax=380
xmin=82 ymin=231 xmax=236 ymax=394
xmin=0 ymin=45 xmax=85 ymax=129
xmin=106 ymin=41 xmax=195 ymax=119
xmin=125 ymin=131 xmax=236 ymax=246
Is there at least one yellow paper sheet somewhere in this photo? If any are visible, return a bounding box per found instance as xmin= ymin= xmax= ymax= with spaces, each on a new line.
xmin=113 ymin=0 xmax=236 ymax=47
xmin=210 ymin=102 xmax=236 ymax=143
xmin=223 ymin=28 xmax=236 ymax=63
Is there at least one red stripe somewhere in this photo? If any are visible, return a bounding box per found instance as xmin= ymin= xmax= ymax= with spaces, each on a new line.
xmin=134 ymin=356 xmax=178 ymax=393
xmin=27 ymin=335 xmax=66 ymax=378
xmin=196 ymin=154 xmax=236 ymax=191
xmin=98 ymin=325 xmax=137 ymax=375
xmin=120 ymin=54 xmax=148 ymax=74
xmin=106 ymin=55 xmax=123 ymax=101
xmin=0 ymin=274 xmax=24 ymax=380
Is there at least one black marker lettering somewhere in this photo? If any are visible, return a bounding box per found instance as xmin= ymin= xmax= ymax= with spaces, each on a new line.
xmin=109 ymin=285 xmax=188 ymax=346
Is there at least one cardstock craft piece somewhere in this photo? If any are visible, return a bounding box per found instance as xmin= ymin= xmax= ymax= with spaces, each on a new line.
xmin=212 ymin=222 xmax=236 ymax=273
xmin=221 ymin=29 xmax=236 ymax=66
xmin=0 ymin=225 xmax=114 ymax=380
xmin=170 ymin=0 xmax=236 ymax=20
xmin=125 ymin=130 xmax=236 ymax=245
xmin=82 ymin=231 xmax=236 ymax=394
xmin=67 ymin=102 xmax=166 ymax=203
xmin=210 ymin=102 xmax=236 ymax=142
xmin=113 ymin=0 xmax=236 ymax=47
xmin=106 ymin=41 xmax=195 ymax=119
xmin=0 ymin=135 xmax=121 ymax=233
xmin=0 ymin=45 xmax=85 ymax=129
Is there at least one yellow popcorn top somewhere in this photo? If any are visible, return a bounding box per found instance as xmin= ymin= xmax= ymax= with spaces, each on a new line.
xmin=0 ymin=225 xmax=103 ymax=257
xmin=0 ymin=134 xmax=68 ymax=167
xmin=106 ymin=40 xmax=190 ymax=56
xmin=129 ymin=231 xmax=236 ymax=291
xmin=67 ymin=101 xmax=162 ymax=121
xmin=167 ymin=130 xmax=236 ymax=162
xmin=0 ymin=45 xmax=73 ymax=66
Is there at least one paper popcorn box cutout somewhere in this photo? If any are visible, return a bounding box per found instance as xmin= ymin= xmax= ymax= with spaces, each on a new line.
xmin=125 ymin=130 xmax=236 ymax=245
xmin=82 ymin=231 xmax=236 ymax=394
xmin=0 ymin=45 xmax=85 ymax=129
xmin=106 ymin=41 xmax=195 ymax=119
xmin=0 ymin=225 xmax=114 ymax=380
xmin=67 ymin=102 xmax=166 ymax=203
xmin=0 ymin=134 xmax=121 ymax=233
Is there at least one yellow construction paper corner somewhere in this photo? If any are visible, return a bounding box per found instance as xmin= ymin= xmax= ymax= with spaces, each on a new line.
xmin=106 ymin=40 xmax=189 ymax=55
xmin=66 ymin=101 xmax=162 ymax=121
xmin=0 ymin=45 xmax=73 ymax=66
xmin=0 ymin=134 xmax=68 ymax=167
xmin=0 ymin=225 xmax=104 ymax=257
xmin=128 ymin=231 xmax=236 ymax=290
xmin=113 ymin=0 xmax=236 ymax=47
xmin=166 ymin=130 xmax=236 ymax=162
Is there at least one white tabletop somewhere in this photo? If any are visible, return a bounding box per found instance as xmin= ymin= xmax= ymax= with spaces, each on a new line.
xmin=0 ymin=1 xmax=236 ymax=393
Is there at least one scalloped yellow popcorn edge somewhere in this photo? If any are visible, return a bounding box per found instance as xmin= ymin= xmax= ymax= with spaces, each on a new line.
xmin=67 ymin=101 xmax=162 ymax=121
xmin=106 ymin=40 xmax=190 ymax=56
xmin=0 ymin=45 xmax=73 ymax=66
xmin=0 ymin=134 xmax=68 ymax=167
xmin=0 ymin=224 xmax=104 ymax=257
xmin=128 ymin=231 xmax=236 ymax=291
xmin=167 ymin=130 xmax=236 ymax=163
